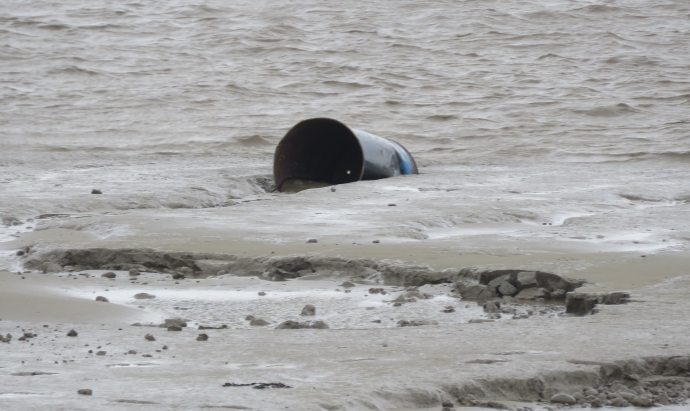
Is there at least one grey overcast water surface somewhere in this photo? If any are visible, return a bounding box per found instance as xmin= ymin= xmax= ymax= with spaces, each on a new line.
xmin=1 ymin=0 xmax=690 ymax=261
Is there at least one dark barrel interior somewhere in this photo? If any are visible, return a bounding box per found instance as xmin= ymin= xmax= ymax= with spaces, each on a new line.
xmin=274 ymin=118 xmax=364 ymax=192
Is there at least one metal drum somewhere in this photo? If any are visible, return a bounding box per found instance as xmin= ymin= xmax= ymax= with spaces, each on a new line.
xmin=273 ymin=118 xmax=418 ymax=192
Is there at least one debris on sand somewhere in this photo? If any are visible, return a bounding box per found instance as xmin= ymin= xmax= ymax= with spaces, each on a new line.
xmin=222 ymin=382 xmax=291 ymax=389
xmin=397 ymin=319 xmax=438 ymax=327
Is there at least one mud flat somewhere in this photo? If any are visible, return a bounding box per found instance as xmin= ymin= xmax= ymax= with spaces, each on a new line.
xmin=1 ymin=244 xmax=689 ymax=410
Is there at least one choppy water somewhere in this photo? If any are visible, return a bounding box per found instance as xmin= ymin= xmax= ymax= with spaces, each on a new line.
xmin=1 ymin=0 xmax=690 ymax=262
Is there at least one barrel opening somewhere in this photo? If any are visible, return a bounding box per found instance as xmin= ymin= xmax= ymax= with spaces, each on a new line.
xmin=274 ymin=118 xmax=364 ymax=192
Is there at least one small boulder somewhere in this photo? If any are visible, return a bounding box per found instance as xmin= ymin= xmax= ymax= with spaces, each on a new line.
xmin=128 ymin=268 xmax=140 ymax=277
xmin=67 ymin=329 xmax=78 ymax=337
xmin=172 ymin=273 xmax=185 ymax=280
xmin=307 ymin=239 xmax=318 ymax=243
xmin=455 ymin=284 xmax=495 ymax=300
xmin=483 ymin=302 xmax=500 ymax=313
xmin=167 ymin=326 xmax=182 ymax=331
xmin=258 ymin=291 xmax=266 ymax=296
xmin=196 ymin=333 xmax=209 ymax=341
xmin=144 ymin=334 xmax=155 ymax=341
xmin=341 ymin=281 xmax=355 ymax=288
xmin=516 ymin=271 xmax=537 ymax=288
xmin=565 ymin=293 xmax=598 ymax=316
xmin=134 ymin=293 xmax=155 ymax=300
xmin=161 ymin=318 xmax=187 ymax=328
xmin=96 ymin=351 xmax=106 ymax=356
xmin=275 ymin=320 xmax=304 ymax=329
xmin=300 ymin=304 xmax=316 ymax=316
xmin=91 ymin=189 xmax=102 ymax=194
xmin=309 ymin=321 xmax=329 ymax=329
xmin=77 ymin=389 xmax=93 ymax=395
xmin=550 ymin=393 xmax=577 ymax=405
xmin=95 ymin=296 xmax=109 ymax=303
xmin=249 ymin=318 xmax=270 ymax=326
xmin=42 ymin=262 xmax=63 ymax=274
xmin=101 ymin=272 xmax=116 ymax=279
xmin=497 ymin=281 xmax=518 ymax=297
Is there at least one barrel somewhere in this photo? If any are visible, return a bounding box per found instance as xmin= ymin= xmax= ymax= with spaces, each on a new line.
xmin=273 ymin=118 xmax=418 ymax=192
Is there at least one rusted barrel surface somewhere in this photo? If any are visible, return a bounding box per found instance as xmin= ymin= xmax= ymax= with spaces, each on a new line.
xmin=273 ymin=118 xmax=418 ymax=192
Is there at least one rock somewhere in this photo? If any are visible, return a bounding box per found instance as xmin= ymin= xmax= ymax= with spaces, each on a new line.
xmin=134 ymin=293 xmax=155 ymax=299
xmin=300 ymin=304 xmax=316 ymax=316
xmin=599 ymin=292 xmax=630 ymax=305
xmin=341 ymin=281 xmax=355 ymax=288
xmin=372 ymin=240 xmax=380 ymax=243
xmin=369 ymin=288 xmax=384 ymax=294
xmin=657 ymin=391 xmax=669 ymax=405
xmin=275 ymin=320 xmax=304 ymax=329
xmin=487 ymin=275 xmax=509 ymax=290
xmin=96 ymin=351 xmax=106 ymax=356
xmin=67 ymin=329 xmax=78 ymax=337
xmin=249 ymin=318 xmax=270 ymax=326
xmin=172 ymin=273 xmax=185 ymax=280
xmin=196 ymin=333 xmax=209 ymax=341
xmin=307 ymin=239 xmax=318 ymax=243
xmin=95 ymin=296 xmax=109 ymax=303
xmin=245 ymin=315 xmax=255 ymax=321
xmin=310 ymin=321 xmax=329 ymax=329
xmin=566 ymin=293 xmax=598 ymax=316
xmin=42 ymin=262 xmax=63 ymax=274
xmin=128 ymin=268 xmax=140 ymax=277
xmin=513 ymin=288 xmax=542 ymax=300
xmin=77 ymin=389 xmax=93 ymax=395
xmin=497 ymin=281 xmax=518 ymax=297
xmin=630 ymin=395 xmax=653 ymax=407
xmin=469 ymin=319 xmax=494 ymax=323
xmin=535 ymin=271 xmax=583 ymax=292
xmin=145 ymin=334 xmax=155 ymax=341
xmin=610 ymin=397 xmax=627 ymax=407
xmin=257 ymin=291 xmax=266 ymax=296
xmin=442 ymin=306 xmax=455 ymax=313
xmin=127 ymin=350 xmax=137 ymax=354
xmin=167 ymin=326 xmax=182 ymax=331
xmin=550 ymin=393 xmax=577 ymax=405
xmin=161 ymin=318 xmax=187 ymax=328
xmin=101 ymin=272 xmax=116 ymax=279
xmin=91 ymin=189 xmax=102 ymax=194
xmin=516 ymin=271 xmax=537 ymax=288
xmin=455 ymin=284 xmax=495 ymax=300
xmin=397 ymin=319 xmax=438 ymax=327
xmin=483 ymin=302 xmax=500 ymax=313
xmin=178 ymin=267 xmax=193 ymax=276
